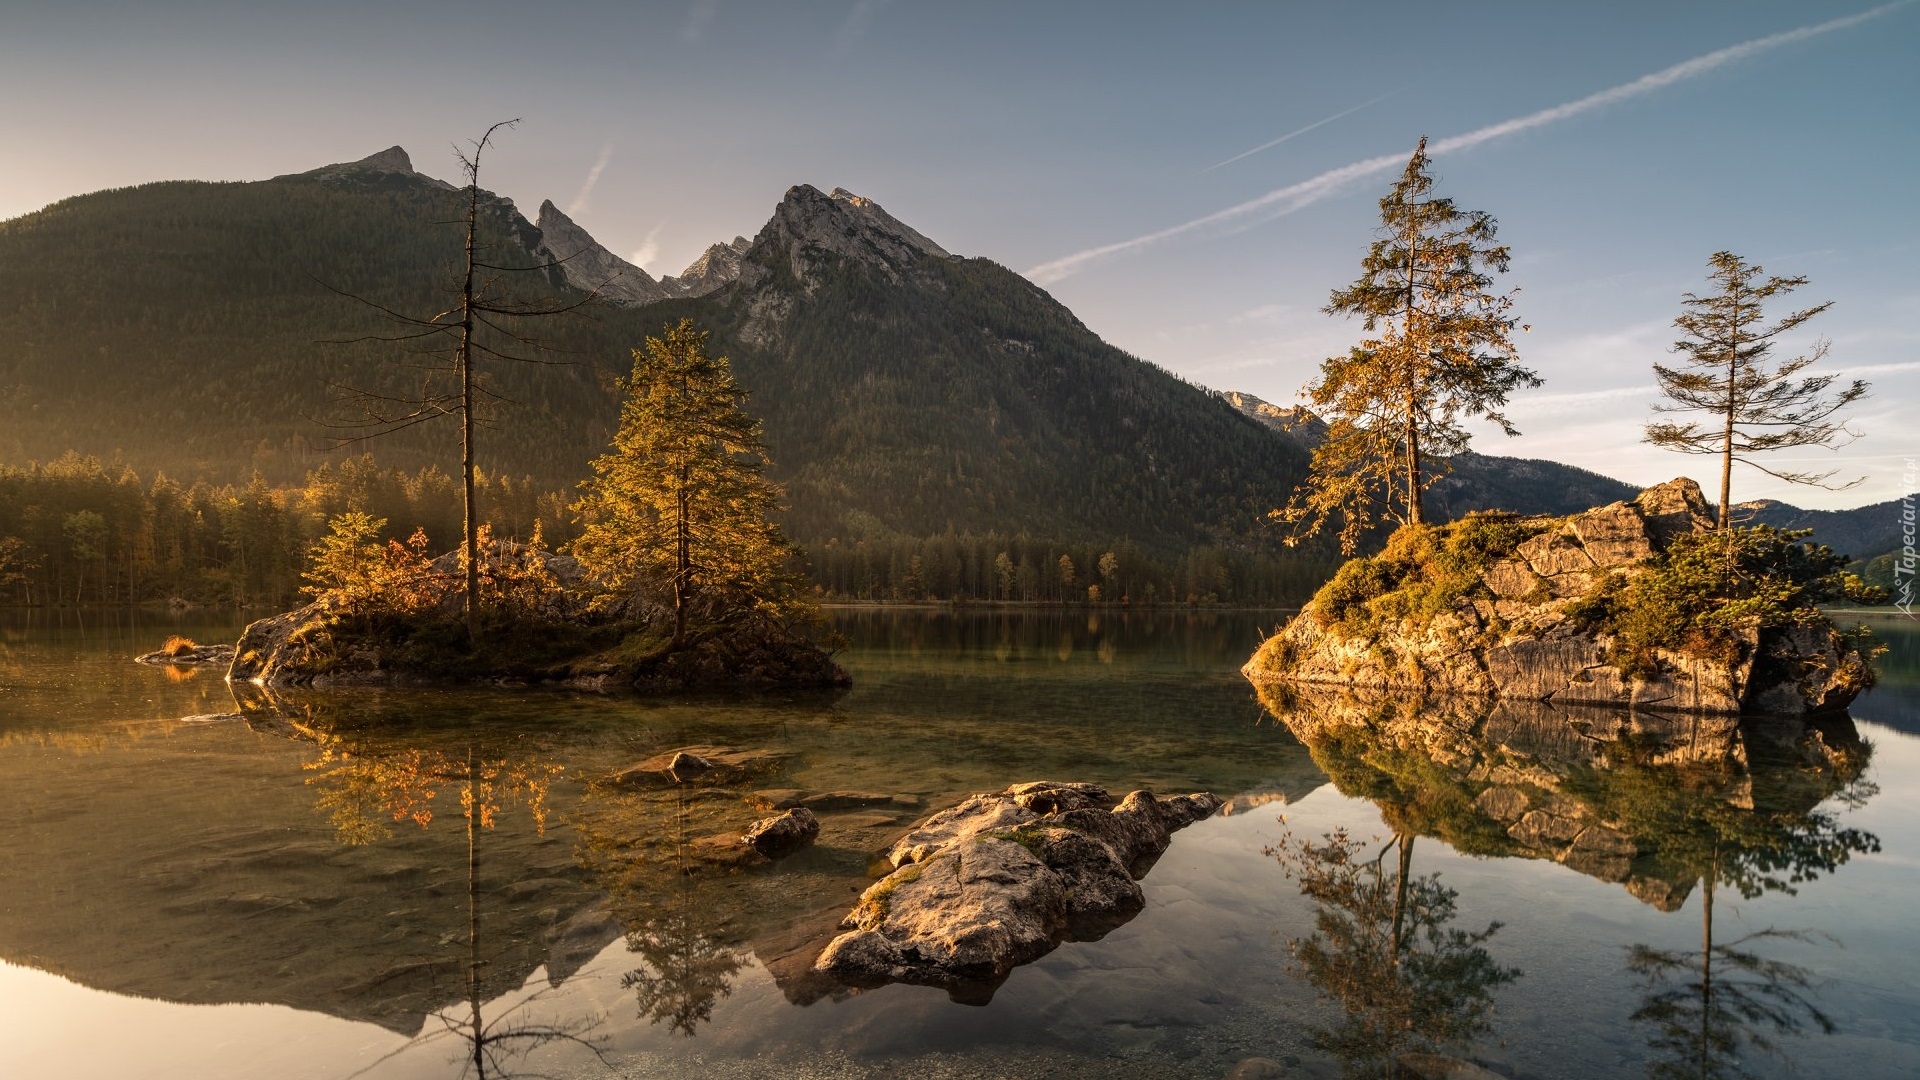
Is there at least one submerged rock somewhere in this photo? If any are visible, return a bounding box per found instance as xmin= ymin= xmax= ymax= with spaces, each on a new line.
xmin=612 ymin=745 xmax=794 ymax=787
xmin=136 ymin=643 xmax=236 ymax=666
xmin=742 ymin=807 xmax=820 ymax=860
xmin=814 ymin=781 xmax=1222 ymax=1003
xmin=1397 ymin=1053 xmax=1507 ymax=1080
xmin=1243 ymin=478 xmax=1873 ymax=715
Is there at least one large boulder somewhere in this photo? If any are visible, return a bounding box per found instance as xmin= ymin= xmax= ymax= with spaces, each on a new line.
xmin=1244 ymin=478 xmax=1869 ymax=715
xmin=815 ymin=782 xmax=1222 ymax=1002
xmin=227 ymin=600 xmax=369 ymax=686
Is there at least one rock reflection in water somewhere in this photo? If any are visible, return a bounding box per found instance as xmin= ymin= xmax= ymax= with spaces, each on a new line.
xmin=1257 ymin=684 xmax=1880 ymax=1078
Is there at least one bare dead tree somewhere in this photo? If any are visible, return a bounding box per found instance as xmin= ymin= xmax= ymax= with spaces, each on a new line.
xmin=319 ymin=120 xmax=599 ymax=642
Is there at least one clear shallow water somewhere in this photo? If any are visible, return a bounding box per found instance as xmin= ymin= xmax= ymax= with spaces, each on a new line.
xmin=0 ymin=608 xmax=1915 ymax=1079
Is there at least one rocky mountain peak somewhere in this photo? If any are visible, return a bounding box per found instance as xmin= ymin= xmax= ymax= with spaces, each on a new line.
xmin=352 ymin=146 xmax=416 ymax=174
xmin=745 ymin=184 xmax=953 ymax=285
xmin=283 ymin=145 xmax=455 ymax=190
xmin=532 ymin=200 xmax=669 ymax=305
xmin=1222 ymin=391 xmax=1328 ymax=450
xmin=671 ymin=240 xmax=750 ymax=292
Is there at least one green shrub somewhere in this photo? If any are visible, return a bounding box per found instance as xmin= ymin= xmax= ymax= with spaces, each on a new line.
xmin=1569 ymin=526 xmax=1886 ymax=677
xmin=1309 ymin=514 xmax=1544 ymax=635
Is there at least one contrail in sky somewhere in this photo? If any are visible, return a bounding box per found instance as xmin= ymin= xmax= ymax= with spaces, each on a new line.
xmin=1202 ymin=93 xmax=1395 ymax=173
xmin=1027 ymin=3 xmax=1909 ymax=285
xmin=567 ymin=143 xmax=614 ymax=216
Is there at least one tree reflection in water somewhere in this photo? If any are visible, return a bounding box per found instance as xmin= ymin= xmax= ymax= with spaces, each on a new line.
xmin=1256 ymin=684 xmax=1882 ymax=1080
xmin=611 ymin=780 xmax=744 ymax=1037
xmin=1602 ymin=744 xmax=1879 ymax=1080
xmin=1269 ymin=826 xmax=1520 ymax=1079
xmin=302 ymin=736 xmax=610 ymax=1079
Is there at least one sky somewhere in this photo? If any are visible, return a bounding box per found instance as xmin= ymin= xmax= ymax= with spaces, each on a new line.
xmin=3 ymin=0 xmax=1915 ymax=510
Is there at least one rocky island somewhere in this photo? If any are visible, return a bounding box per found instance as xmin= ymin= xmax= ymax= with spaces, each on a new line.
xmin=223 ymin=539 xmax=847 ymax=692
xmin=1243 ymin=479 xmax=1881 ymax=714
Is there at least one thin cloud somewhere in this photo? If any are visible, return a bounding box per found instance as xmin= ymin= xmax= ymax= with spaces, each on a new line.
xmin=1202 ymin=93 xmax=1395 ymax=173
xmin=1027 ymin=3 xmax=1910 ymax=285
xmin=832 ymin=0 xmax=891 ymax=57
xmin=629 ymin=222 xmax=666 ymax=271
xmin=566 ymin=143 xmax=614 ymax=216
xmin=683 ymin=0 xmax=722 ymax=43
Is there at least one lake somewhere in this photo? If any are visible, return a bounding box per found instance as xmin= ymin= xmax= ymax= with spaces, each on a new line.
xmin=1 ymin=608 xmax=1916 ymax=1079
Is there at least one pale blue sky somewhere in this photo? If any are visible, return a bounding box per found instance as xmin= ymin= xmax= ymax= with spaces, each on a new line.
xmin=4 ymin=0 xmax=1914 ymax=509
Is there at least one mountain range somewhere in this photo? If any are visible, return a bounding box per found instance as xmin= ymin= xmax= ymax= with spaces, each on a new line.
xmin=0 ymin=146 xmax=1897 ymax=569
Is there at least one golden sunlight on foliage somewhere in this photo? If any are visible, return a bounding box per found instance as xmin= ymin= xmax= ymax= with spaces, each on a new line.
xmin=160 ymin=635 xmax=199 ymax=657
xmin=302 ymin=736 xmax=561 ymax=845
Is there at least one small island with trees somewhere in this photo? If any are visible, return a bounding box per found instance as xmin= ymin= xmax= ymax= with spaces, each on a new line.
xmin=228 ymin=318 xmax=846 ymax=692
xmin=1245 ymin=138 xmax=1883 ymax=715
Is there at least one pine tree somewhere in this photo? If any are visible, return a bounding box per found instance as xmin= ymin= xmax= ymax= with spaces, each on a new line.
xmin=571 ymin=320 xmax=805 ymax=644
xmin=1645 ymin=252 xmax=1867 ymax=529
xmin=1280 ymin=137 xmax=1538 ymax=553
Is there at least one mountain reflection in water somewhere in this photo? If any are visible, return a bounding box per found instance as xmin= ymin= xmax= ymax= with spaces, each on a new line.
xmin=1257 ymin=684 xmax=1879 ymax=1080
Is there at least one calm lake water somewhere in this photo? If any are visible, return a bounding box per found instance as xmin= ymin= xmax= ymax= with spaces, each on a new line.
xmin=1 ymin=608 xmax=1916 ymax=1079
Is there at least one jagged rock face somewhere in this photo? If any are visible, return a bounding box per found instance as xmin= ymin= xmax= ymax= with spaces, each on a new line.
xmin=661 ymin=235 xmax=752 ymax=297
xmin=1222 ymin=392 xmax=1328 ymax=450
xmin=815 ymin=782 xmax=1221 ymax=1003
xmin=523 ymin=183 xmax=949 ymax=314
xmin=533 ymin=200 xmax=672 ymax=305
xmin=1243 ymin=478 xmax=1857 ymax=714
xmin=739 ymin=184 xmax=953 ymax=291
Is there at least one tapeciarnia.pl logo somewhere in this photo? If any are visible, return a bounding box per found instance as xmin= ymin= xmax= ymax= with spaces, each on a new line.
xmin=1898 ymin=457 xmax=1916 ymax=617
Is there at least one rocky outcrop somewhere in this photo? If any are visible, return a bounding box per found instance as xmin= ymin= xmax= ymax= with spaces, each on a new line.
xmin=1244 ymin=478 xmax=1869 ymax=715
xmin=814 ymin=781 xmax=1222 ymax=1003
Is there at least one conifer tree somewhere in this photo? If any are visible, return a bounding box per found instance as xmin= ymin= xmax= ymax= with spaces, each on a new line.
xmin=1280 ymin=137 xmax=1538 ymax=553
xmin=1645 ymin=252 xmax=1867 ymax=529
xmin=571 ymin=320 xmax=803 ymax=644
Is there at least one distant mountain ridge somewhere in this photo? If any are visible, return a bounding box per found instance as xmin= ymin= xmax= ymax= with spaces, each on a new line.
xmin=1220 ymin=390 xmax=1639 ymax=519
xmin=0 ymin=145 xmax=1892 ymax=565
xmin=1218 ymin=391 xmax=1894 ymax=561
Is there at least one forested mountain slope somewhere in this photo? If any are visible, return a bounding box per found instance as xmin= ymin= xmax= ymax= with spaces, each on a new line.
xmin=0 ymin=152 xmax=1306 ymax=557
